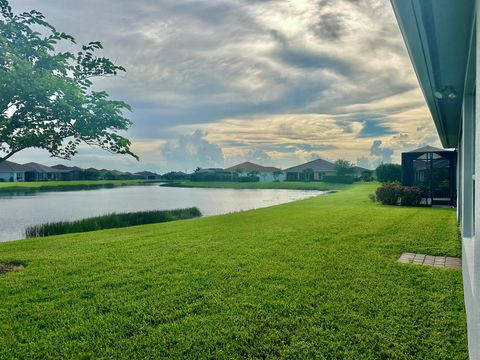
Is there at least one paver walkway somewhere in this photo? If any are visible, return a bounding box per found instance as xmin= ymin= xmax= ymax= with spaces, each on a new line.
xmin=398 ymin=253 xmax=461 ymax=269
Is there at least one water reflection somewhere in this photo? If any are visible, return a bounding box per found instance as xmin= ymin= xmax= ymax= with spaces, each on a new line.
xmin=0 ymin=185 xmax=325 ymax=242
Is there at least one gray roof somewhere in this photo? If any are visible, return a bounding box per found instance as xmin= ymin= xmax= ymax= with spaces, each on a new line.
xmin=134 ymin=171 xmax=159 ymax=176
xmin=51 ymin=164 xmax=84 ymax=172
xmin=284 ymin=158 xmax=336 ymax=172
xmin=225 ymin=161 xmax=280 ymax=173
xmin=23 ymin=162 xmax=63 ymax=173
xmin=353 ymin=166 xmax=371 ymax=174
xmin=0 ymin=160 xmax=28 ymax=172
xmin=407 ymin=145 xmax=452 ymax=153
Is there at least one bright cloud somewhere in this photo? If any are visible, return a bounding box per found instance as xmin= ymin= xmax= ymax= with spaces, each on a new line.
xmin=9 ymin=0 xmax=440 ymax=171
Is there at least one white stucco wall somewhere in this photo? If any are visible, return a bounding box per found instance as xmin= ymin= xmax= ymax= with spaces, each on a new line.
xmin=461 ymin=14 xmax=480 ymax=359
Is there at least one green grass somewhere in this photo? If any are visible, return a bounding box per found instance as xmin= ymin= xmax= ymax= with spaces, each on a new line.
xmin=0 ymin=179 xmax=152 ymax=192
xmin=25 ymin=208 xmax=202 ymax=238
xmin=162 ymin=180 xmax=352 ymax=191
xmin=0 ymin=183 xmax=466 ymax=358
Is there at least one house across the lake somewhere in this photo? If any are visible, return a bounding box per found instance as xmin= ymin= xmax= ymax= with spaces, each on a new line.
xmin=283 ymin=158 xmax=337 ymax=181
xmin=392 ymin=0 xmax=479 ymax=357
xmin=0 ymin=160 xmax=27 ymax=182
xmin=191 ymin=168 xmax=232 ymax=181
xmin=51 ymin=164 xmax=85 ymax=181
xmin=23 ymin=162 xmax=64 ymax=181
xmin=134 ymin=171 xmax=162 ymax=180
xmin=224 ymin=162 xmax=285 ymax=182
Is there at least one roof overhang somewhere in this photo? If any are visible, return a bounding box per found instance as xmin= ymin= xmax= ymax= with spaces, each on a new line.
xmin=391 ymin=0 xmax=475 ymax=148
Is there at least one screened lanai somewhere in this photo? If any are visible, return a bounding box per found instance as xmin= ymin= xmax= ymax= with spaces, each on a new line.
xmin=401 ymin=146 xmax=457 ymax=206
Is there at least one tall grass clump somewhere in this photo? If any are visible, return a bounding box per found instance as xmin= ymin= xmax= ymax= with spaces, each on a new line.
xmin=25 ymin=208 xmax=201 ymax=238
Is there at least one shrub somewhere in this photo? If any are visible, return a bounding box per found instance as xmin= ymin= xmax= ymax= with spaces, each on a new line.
xmin=334 ymin=160 xmax=354 ymax=176
xmin=375 ymin=183 xmax=402 ymax=205
xmin=400 ymin=186 xmax=422 ymax=206
xmin=190 ymin=172 xmax=232 ymax=182
xmin=360 ymin=170 xmax=373 ymax=182
xmin=25 ymin=208 xmax=202 ymax=238
xmin=375 ymin=163 xmax=402 ymax=183
xmin=375 ymin=184 xmax=422 ymax=206
xmin=300 ymin=168 xmax=314 ymax=182
xmin=368 ymin=193 xmax=376 ymax=202
xmin=324 ymin=175 xmax=355 ymax=184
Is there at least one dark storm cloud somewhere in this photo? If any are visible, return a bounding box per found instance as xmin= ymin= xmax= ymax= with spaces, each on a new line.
xmin=358 ymin=120 xmax=397 ymax=138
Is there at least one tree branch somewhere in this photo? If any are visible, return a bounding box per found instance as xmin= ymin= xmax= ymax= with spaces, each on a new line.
xmin=0 ymin=147 xmax=24 ymax=163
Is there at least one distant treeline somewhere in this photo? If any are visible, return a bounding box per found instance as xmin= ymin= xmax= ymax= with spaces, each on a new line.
xmin=25 ymin=208 xmax=202 ymax=238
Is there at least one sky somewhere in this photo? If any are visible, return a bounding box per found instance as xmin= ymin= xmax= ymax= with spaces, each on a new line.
xmin=8 ymin=0 xmax=440 ymax=173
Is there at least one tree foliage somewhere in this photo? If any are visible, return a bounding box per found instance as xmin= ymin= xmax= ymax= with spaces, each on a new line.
xmin=334 ymin=159 xmax=354 ymax=176
xmin=301 ymin=168 xmax=314 ymax=182
xmin=360 ymin=170 xmax=373 ymax=182
xmin=375 ymin=163 xmax=402 ymax=183
xmin=0 ymin=0 xmax=137 ymax=163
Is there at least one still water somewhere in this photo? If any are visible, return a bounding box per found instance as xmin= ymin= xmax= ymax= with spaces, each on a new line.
xmin=0 ymin=185 xmax=326 ymax=242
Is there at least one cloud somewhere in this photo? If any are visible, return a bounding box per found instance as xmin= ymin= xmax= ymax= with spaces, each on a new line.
xmin=356 ymin=156 xmax=373 ymax=170
xmin=369 ymin=139 xmax=394 ymax=166
xmin=358 ymin=120 xmax=397 ymax=138
xmin=161 ymin=130 xmax=225 ymax=171
xmin=8 ymin=0 xmax=440 ymax=171
xmin=244 ymin=149 xmax=274 ymax=165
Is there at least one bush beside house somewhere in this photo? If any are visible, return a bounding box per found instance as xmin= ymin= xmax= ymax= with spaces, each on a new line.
xmin=375 ymin=183 xmax=422 ymax=206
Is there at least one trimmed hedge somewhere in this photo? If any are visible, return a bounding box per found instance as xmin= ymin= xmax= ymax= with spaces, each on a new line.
xmin=375 ymin=183 xmax=422 ymax=206
xmin=400 ymin=186 xmax=422 ymax=206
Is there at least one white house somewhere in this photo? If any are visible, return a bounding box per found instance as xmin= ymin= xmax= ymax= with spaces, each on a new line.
xmin=0 ymin=160 xmax=27 ymax=182
xmin=391 ymin=1 xmax=479 ymax=358
xmin=224 ymin=162 xmax=285 ymax=182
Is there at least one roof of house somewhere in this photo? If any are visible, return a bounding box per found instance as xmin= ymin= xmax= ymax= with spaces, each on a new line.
xmin=284 ymin=158 xmax=336 ymax=172
xmin=197 ymin=168 xmax=229 ymax=173
xmin=407 ymin=145 xmax=453 ymax=153
xmin=0 ymin=160 xmax=29 ymax=172
xmin=391 ymin=0 xmax=474 ymax=148
xmin=224 ymin=161 xmax=280 ymax=173
xmin=51 ymin=164 xmax=84 ymax=172
xmin=23 ymin=162 xmax=63 ymax=173
xmin=134 ymin=171 xmax=160 ymax=176
xmin=353 ymin=166 xmax=371 ymax=174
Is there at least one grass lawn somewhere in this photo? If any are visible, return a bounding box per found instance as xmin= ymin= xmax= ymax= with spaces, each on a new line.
xmin=162 ymin=180 xmax=351 ymax=191
xmin=0 ymin=179 xmax=152 ymax=192
xmin=0 ymin=183 xmax=467 ymax=358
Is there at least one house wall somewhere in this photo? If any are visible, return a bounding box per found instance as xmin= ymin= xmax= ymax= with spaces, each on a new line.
xmin=460 ymin=14 xmax=479 ymax=359
xmin=237 ymin=172 xmax=285 ymax=182
xmin=0 ymin=171 xmax=24 ymax=182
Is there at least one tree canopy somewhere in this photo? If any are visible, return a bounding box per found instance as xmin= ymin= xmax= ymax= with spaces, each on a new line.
xmin=375 ymin=163 xmax=402 ymax=183
xmin=0 ymin=0 xmax=137 ymax=163
xmin=334 ymin=159 xmax=354 ymax=176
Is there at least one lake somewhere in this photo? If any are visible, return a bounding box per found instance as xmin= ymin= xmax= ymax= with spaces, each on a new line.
xmin=0 ymin=185 xmax=326 ymax=242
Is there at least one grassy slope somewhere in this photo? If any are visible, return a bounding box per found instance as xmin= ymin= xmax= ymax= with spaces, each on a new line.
xmin=162 ymin=180 xmax=351 ymax=190
xmin=0 ymin=179 xmax=150 ymax=192
xmin=0 ymin=183 xmax=467 ymax=359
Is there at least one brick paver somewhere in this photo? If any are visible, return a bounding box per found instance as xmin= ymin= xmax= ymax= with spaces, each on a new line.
xmin=398 ymin=253 xmax=461 ymax=269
